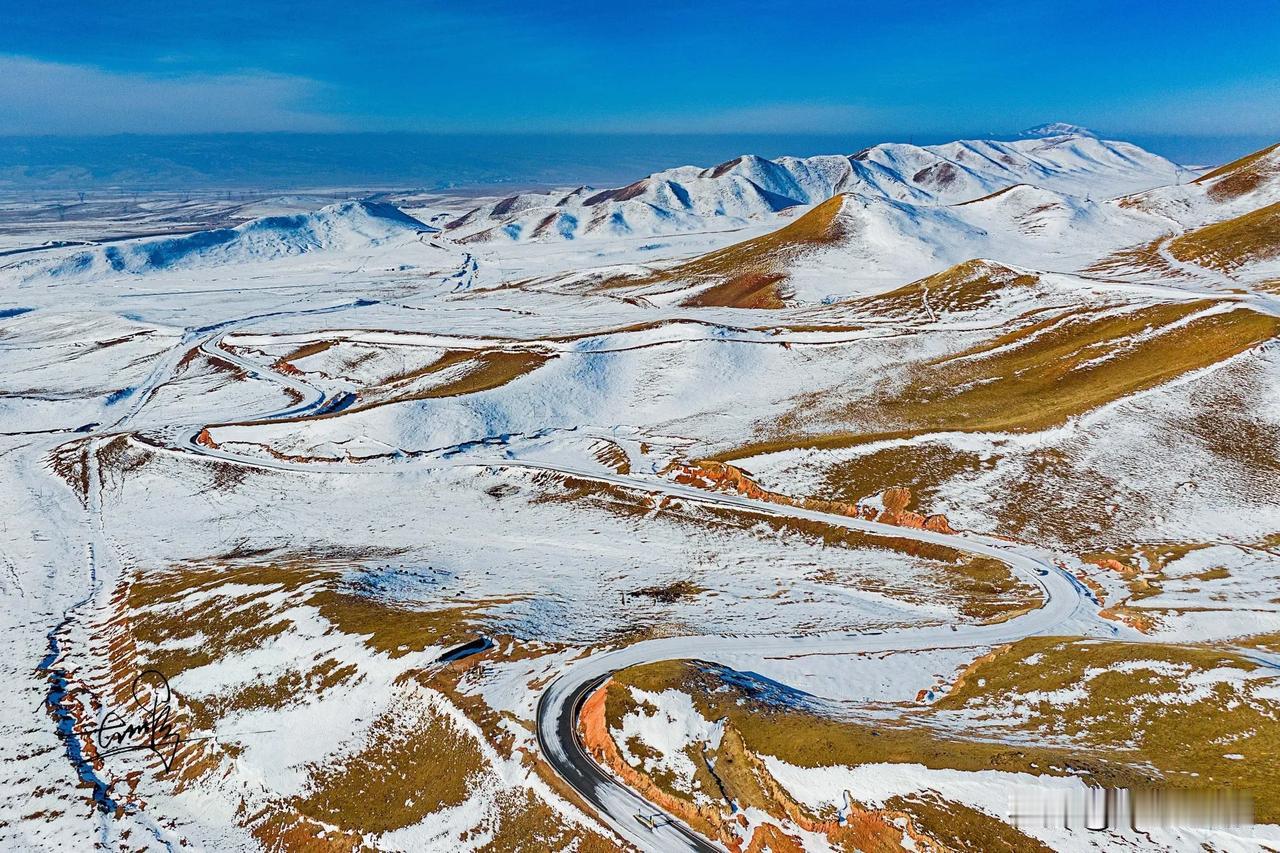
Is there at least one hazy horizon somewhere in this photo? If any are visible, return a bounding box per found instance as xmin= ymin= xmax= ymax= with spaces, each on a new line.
xmin=1 ymin=129 xmax=1272 ymax=192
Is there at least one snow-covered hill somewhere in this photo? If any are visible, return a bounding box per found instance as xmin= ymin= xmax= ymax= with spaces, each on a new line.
xmin=1018 ymin=121 xmax=1099 ymax=138
xmin=447 ymin=131 xmax=1181 ymax=243
xmin=1120 ymin=141 xmax=1280 ymax=228
xmin=611 ymin=183 xmax=1175 ymax=305
xmin=6 ymin=128 xmax=1280 ymax=853
xmin=10 ymin=201 xmax=435 ymax=281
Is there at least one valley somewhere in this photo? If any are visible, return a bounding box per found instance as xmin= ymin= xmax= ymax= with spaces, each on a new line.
xmin=3 ymin=126 xmax=1280 ymax=852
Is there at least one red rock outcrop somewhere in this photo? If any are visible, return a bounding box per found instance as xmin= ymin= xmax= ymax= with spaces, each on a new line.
xmin=670 ymin=461 xmax=958 ymax=535
xmin=581 ymin=678 xmax=923 ymax=853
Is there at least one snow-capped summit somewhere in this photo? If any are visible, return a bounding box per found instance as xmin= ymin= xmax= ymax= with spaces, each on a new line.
xmin=1018 ymin=121 xmax=1100 ymax=138
xmin=447 ymin=133 xmax=1179 ymax=244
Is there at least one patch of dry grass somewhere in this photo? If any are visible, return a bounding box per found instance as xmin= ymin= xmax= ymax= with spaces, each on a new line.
xmin=936 ymin=637 xmax=1280 ymax=820
xmin=884 ymin=792 xmax=1053 ymax=853
xmin=815 ymin=442 xmax=988 ymax=510
xmin=855 ymin=259 xmax=1039 ymax=318
xmin=125 ymin=561 xmax=324 ymax=681
xmin=474 ymin=790 xmax=618 ymax=852
xmin=603 ymin=194 xmax=848 ymax=308
xmin=293 ymin=689 xmax=482 ymax=833
xmin=365 ymin=348 xmax=550 ymax=402
xmin=1194 ymin=142 xmax=1280 ymax=202
xmin=683 ymin=272 xmax=789 ymax=309
xmin=630 ymin=579 xmax=705 ymax=602
xmin=725 ymin=300 xmax=1279 ymax=459
xmin=309 ymin=587 xmax=499 ymax=659
xmin=1168 ymin=201 xmax=1280 ymax=273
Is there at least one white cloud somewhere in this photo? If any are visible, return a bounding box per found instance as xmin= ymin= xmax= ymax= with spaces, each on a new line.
xmin=0 ymin=54 xmax=345 ymax=134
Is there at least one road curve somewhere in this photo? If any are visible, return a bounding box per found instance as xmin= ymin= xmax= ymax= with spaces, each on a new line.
xmin=122 ymin=322 xmax=1099 ymax=853
xmin=531 ymin=492 xmax=1088 ymax=852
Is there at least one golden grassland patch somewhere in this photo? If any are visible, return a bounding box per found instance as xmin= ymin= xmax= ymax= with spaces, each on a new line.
xmin=935 ymin=637 xmax=1280 ymax=820
xmin=124 ymin=561 xmax=322 ymax=680
xmin=1167 ymin=201 xmax=1280 ymax=273
xmin=245 ymin=679 xmax=619 ymax=849
xmin=880 ymin=301 xmax=1276 ymax=436
xmin=600 ymin=194 xmax=848 ymax=308
xmin=369 ymin=348 xmax=550 ymax=401
xmin=629 ymin=579 xmax=706 ymax=602
xmin=854 ymin=259 xmax=1039 ymax=318
xmin=344 ymin=348 xmax=553 ymax=412
xmin=293 ymin=689 xmax=481 ymax=833
xmin=308 ymin=587 xmax=494 ymax=659
xmin=473 ymin=789 xmax=618 ymax=853
xmin=725 ymin=300 xmax=1279 ymax=460
xmin=814 ymin=442 xmax=989 ymax=510
xmin=275 ymin=339 xmax=338 ymax=367
xmin=1194 ymin=142 xmax=1280 ymax=202
xmin=1238 ymin=631 xmax=1280 ymax=655
xmin=683 ymin=272 xmax=789 ymax=309
xmin=883 ymin=792 xmax=1054 ymax=853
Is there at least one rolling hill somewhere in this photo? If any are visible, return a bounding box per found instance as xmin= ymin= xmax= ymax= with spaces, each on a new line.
xmin=9 ymin=201 xmax=435 ymax=282
xmin=446 ymin=130 xmax=1181 ymax=243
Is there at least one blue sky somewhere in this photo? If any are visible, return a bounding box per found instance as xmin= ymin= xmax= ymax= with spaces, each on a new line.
xmin=2 ymin=0 xmax=1278 ymax=137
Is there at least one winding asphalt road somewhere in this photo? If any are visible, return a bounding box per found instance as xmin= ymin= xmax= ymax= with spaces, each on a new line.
xmin=530 ymin=492 xmax=1088 ymax=853
xmin=117 ymin=316 xmax=1100 ymax=853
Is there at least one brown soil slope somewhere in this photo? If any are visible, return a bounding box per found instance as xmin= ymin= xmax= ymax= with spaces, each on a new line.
xmin=620 ymin=194 xmax=851 ymax=308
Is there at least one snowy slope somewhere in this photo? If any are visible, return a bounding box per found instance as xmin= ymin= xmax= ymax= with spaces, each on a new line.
xmin=447 ymin=132 xmax=1181 ymax=243
xmin=618 ymin=186 xmax=1173 ymax=305
xmin=8 ymin=200 xmax=435 ymax=282
xmin=6 ymin=131 xmax=1280 ymax=853
xmin=1120 ymin=142 xmax=1280 ymax=229
xmin=1019 ymin=121 xmax=1100 ymax=138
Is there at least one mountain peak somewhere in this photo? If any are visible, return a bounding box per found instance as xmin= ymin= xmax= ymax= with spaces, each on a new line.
xmin=1018 ymin=122 xmax=1099 ymax=139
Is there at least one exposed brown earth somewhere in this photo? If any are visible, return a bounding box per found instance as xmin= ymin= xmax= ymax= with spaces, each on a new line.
xmin=1194 ymin=141 xmax=1280 ymax=202
xmin=600 ymin=194 xmax=849 ymax=308
xmin=723 ymin=299 xmax=1280 ymax=460
xmin=668 ymin=459 xmax=955 ymax=534
xmin=1168 ymin=200 xmax=1280 ymax=273
xmin=579 ymin=677 xmax=908 ymax=852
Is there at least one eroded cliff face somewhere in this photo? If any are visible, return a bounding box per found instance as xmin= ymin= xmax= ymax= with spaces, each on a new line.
xmin=668 ymin=460 xmax=954 ymax=534
xmin=577 ymin=677 xmax=924 ymax=853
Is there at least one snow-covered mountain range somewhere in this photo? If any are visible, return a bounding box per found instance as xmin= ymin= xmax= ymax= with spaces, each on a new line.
xmin=5 ymin=120 xmax=1280 ymax=853
xmin=445 ymin=131 xmax=1182 ymax=243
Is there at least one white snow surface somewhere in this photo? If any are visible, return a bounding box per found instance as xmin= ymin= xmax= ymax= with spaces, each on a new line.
xmin=1 ymin=129 xmax=1278 ymax=851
